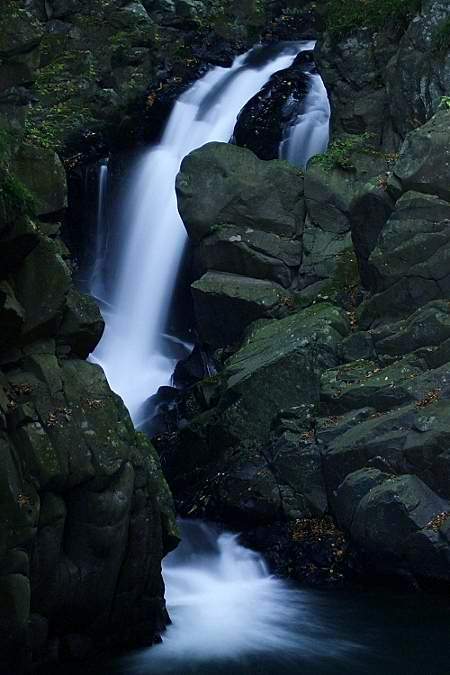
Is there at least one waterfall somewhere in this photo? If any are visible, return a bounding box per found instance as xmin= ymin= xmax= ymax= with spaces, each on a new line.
xmin=89 ymin=42 xmax=311 ymax=424
xmin=86 ymin=43 xmax=337 ymax=669
xmin=279 ymin=70 xmax=330 ymax=169
xmin=89 ymin=160 xmax=109 ymax=302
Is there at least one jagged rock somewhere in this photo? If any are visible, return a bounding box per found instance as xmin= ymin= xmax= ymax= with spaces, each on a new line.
xmin=372 ymin=300 xmax=450 ymax=364
xmin=349 ymin=179 xmax=395 ymax=288
xmin=191 ymin=271 xmax=295 ymax=348
xmin=358 ymin=191 xmax=450 ymax=327
xmin=332 ymin=467 xmax=389 ymax=531
xmin=0 ymin=6 xmax=43 ymax=57
xmin=161 ymin=304 xmax=349 ymax=525
xmin=0 ymin=218 xmax=39 ymax=278
xmin=316 ymin=29 xmax=398 ymax=146
xmin=300 ymin=149 xmax=389 ymax=294
xmin=176 ymin=142 xmax=305 ymax=242
xmin=386 ymin=1 xmax=450 ymax=141
xmin=321 ymin=355 xmax=450 ymax=415
xmin=321 ymin=395 xmax=450 ymax=499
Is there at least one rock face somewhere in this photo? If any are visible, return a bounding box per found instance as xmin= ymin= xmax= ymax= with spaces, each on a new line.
xmin=0 ymin=25 xmax=177 ymax=668
xmin=163 ymin=19 xmax=450 ymax=590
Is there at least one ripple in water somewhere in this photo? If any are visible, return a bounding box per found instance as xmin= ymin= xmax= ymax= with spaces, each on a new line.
xmin=123 ymin=521 xmax=359 ymax=674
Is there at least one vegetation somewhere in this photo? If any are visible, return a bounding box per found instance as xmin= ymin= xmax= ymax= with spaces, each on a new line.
xmin=439 ymin=96 xmax=450 ymax=110
xmin=311 ymin=133 xmax=375 ymax=171
xmin=325 ymin=0 xmax=421 ymax=37
xmin=0 ymin=130 xmax=36 ymax=221
xmin=24 ymin=48 xmax=98 ymax=150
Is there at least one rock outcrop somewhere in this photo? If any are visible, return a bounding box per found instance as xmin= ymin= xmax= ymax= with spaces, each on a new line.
xmin=163 ymin=58 xmax=450 ymax=588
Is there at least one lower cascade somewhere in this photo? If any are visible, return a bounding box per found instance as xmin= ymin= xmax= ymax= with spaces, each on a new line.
xmin=122 ymin=521 xmax=356 ymax=673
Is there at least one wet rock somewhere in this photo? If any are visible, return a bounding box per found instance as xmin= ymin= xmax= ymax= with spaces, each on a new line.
xmin=351 ymin=474 xmax=450 ymax=579
xmin=176 ymin=142 xmax=305 ymax=242
xmin=193 ymin=224 xmax=302 ymax=289
xmin=358 ymin=191 xmax=450 ymax=327
xmin=191 ymin=271 xmax=295 ymax=348
xmin=233 ymin=50 xmax=313 ymax=160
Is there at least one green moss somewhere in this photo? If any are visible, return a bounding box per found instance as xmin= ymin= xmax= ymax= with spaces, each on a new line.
xmin=0 ymin=169 xmax=36 ymax=221
xmin=24 ymin=47 xmax=98 ymax=150
xmin=325 ymin=0 xmax=421 ymax=37
xmin=311 ymin=133 xmax=375 ymax=172
xmin=0 ymin=131 xmax=36 ymax=221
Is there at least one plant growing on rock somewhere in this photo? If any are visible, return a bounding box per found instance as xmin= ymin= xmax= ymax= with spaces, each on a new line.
xmin=325 ymin=0 xmax=421 ymax=37
xmin=310 ymin=133 xmax=374 ymax=171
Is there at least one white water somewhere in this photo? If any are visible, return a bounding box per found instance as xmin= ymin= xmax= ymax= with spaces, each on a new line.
xmin=90 ymin=42 xmax=313 ymax=424
xmin=90 ymin=161 xmax=109 ymax=301
xmin=123 ymin=521 xmax=357 ymax=672
xmin=280 ymin=71 xmax=330 ymax=169
xmin=87 ymin=43 xmax=337 ymax=671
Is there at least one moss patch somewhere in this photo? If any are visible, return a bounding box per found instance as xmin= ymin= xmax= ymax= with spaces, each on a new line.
xmin=325 ymin=0 xmax=421 ymax=37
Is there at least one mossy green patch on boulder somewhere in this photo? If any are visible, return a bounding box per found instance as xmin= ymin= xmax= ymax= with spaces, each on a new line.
xmin=10 ymin=144 xmax=67 ymax=216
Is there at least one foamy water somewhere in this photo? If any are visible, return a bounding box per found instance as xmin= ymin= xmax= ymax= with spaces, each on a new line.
xmin=122 ymin=521 xmax=357 ymax=673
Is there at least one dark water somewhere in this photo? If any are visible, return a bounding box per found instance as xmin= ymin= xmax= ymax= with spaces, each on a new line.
xmin=47 ymin=586 xmax=450 ymax=675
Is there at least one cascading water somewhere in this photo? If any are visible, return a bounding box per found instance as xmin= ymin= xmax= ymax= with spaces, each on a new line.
xmin=279 ymin=68 xmax=330 ymax=169
xmin=121 ymin=521 xmax=358 ymax=673
xmin=90 ymin=41 xmax=314 ymax=425
xmin=90 ymin=160 xmax=109 ymax=302
xmin=88 ymin=42 xmax=336 ymax=670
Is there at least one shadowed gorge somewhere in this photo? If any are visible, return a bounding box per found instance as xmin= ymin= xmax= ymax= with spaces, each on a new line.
xmin=0 ymin=1 xmax=449 ymax=674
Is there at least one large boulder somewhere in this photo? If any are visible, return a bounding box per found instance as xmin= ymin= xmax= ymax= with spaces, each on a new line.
xmin=351 ymin=475 xmax=450 ymax=581
xmin=0 ymin=352 xmax=177 ymax=672
xmin=176 ymin=142 xmax=305 ymax=242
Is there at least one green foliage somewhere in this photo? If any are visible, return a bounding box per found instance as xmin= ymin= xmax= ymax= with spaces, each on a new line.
xmin=311 ymin=133 xmax=374 ymax=171
xmin=0 ymin=171 xmax=36 ymax=219
xmin=325 ymin=0 xmax=421 ymax=37
xmin=24 ymin=48 xmax=98 ymax=150
xmin=439 ymin=96 xmax=450 ymax=110
xmin=433 ymin=18 xmax=450 ymax=54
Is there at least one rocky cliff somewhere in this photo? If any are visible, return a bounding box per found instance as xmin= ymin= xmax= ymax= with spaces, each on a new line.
xmin=158 ymin=1 xmax=450 ymax=590
xmin=1 ymin=0 xmax=450 ymax=671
